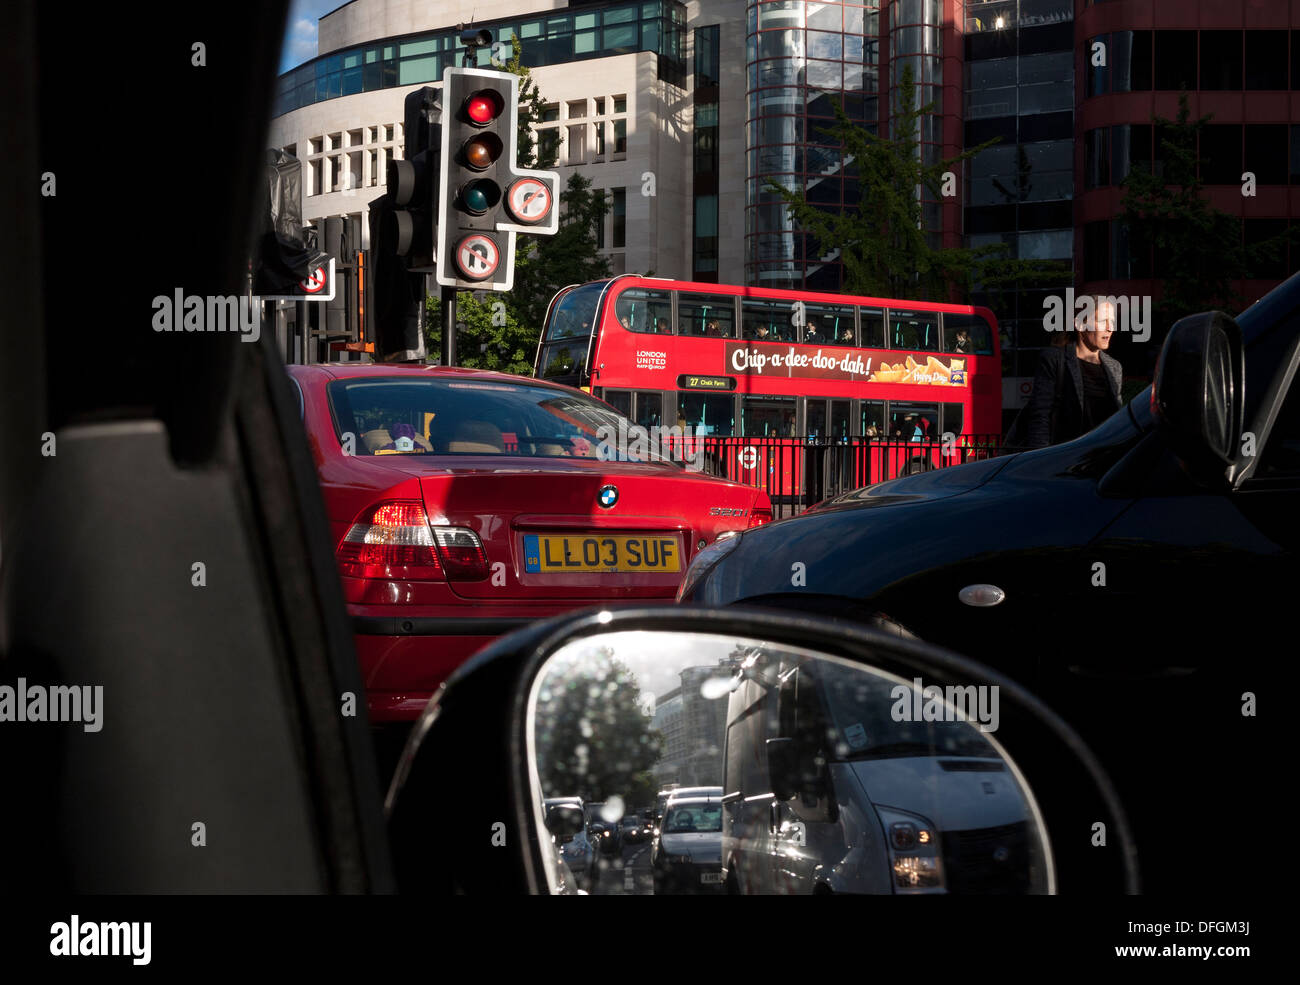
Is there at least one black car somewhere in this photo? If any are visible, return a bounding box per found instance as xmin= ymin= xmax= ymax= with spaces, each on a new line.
xmin=620 ymin=815 xmax=648 ymax=844
xmin=680 ymin=276 xmax=1299 ymax=895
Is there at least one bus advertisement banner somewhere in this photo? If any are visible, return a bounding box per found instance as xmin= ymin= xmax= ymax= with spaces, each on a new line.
xmin=725 ymin=342 xmax=968 ymax=387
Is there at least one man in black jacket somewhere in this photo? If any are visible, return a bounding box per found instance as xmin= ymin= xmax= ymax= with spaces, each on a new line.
xmin=1024 ymin=297 xmax=1122 ymax=449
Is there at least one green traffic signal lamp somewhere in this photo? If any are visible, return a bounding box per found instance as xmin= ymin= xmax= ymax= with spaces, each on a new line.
xmin=460 ymin=178 xmax=500 ymax=215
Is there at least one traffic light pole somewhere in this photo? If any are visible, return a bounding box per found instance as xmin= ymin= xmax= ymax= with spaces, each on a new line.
xmin=440 ymin=284 xmax=457 ymax=367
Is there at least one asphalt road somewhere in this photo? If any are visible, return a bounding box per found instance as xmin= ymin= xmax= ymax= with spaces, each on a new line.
xmin=591 ymin=840 xmax=655 ymax=895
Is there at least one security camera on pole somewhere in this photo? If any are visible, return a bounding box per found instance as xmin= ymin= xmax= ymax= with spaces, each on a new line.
xmin=434 ymin=28 xmax=559 ymax=365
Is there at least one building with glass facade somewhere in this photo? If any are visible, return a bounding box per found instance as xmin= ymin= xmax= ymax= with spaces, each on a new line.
xmin=269 ymin=0 xmax=1297 ymax=417
xmin=1077 ymin=0 xmax=1300 ymax=380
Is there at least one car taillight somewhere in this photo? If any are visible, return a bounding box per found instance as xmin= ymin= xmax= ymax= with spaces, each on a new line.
xmin=337 ymin=501 xmax=443 ymax=580
xmin=431 ymin=525 xmax=490 ymax=581
xmin=336 ymin=502 xmax=490 ymax=582
xmin=748 ymin=505 xmax=773 ymax=527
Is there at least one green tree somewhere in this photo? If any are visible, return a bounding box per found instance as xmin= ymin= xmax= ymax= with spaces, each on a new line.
xmin=767 ymin=65 xmax=1067 ymax=304
xmin=534 ymin=650 xmax=663 ymax=804
xmin=425 ymin=291 xmax=536 ymax=374
xmin=510 ymin=171 xmax=612 ymax=331
xmin=1120 ymin=91 xmax=1292 ymax=337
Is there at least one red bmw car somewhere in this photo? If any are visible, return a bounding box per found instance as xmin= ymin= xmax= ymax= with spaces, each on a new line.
xmin=288 ymin=363 xmax=771 ymax=723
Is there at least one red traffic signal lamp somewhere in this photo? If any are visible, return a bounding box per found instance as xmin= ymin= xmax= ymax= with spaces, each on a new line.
xmin=436 ymin=68 xmax=559 ymax=291
xmin=464 ymin=89 xmax=504 ymax=126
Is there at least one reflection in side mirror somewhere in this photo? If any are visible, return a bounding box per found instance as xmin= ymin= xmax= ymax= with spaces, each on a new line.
xmin=526 ymin=630 xmax=1053 ymax=895
xmin=766 ymin=738 xmax=797 ymax=802
xmin=544 ymin=803 xmax=584 ymax=838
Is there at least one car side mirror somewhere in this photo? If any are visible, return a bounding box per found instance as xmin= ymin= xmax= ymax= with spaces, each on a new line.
xmin=1151 ymin=310 xmax=1244 ymax=487
xmin=385 ymin=606 xmax=1139 ymax=895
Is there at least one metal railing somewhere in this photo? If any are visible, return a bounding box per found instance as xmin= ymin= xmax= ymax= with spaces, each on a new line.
xmin=690 ymin=434 xmax=1004 ymax=519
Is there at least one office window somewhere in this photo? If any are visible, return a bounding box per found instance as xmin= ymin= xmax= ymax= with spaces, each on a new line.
xmin=695 ymin=25 xmax=720 ymax=87
xmin=594 ymin=189 xmax=605 ymax=247
xmin=1085 ymin=128 xmax=1110 ymax=188
xmin=693 ymin=195 xmax=719 ymax=278
xmin=1245 ymin=125 xmax=1288 ymax=186
xmin=542 ymin=103 xmax=560 ymax=122
xmin=1154 ymin=31 xmax=1196 ymax=90
xmin=1245 ymin=219 xmax=1289 ymax=278
xmin=1201 ymin=125 xmax=1242 ymax=185
xmin=538 ymin=128 xmax=560 ymax=162
xmin=1200 ymin=31 xmax=1243 ymax=91
xmin=1087 ymin=34 xmax=1109 ymax=96
xmin=614 ymin=95 xmax=627 ymax=113
xmin=1245 ymin=32 xmax=1287 ymax=90
xmin=567 ymin=124 xmax=585 ymax=164
xmin=593 ymin=121 xmax=605 ymax=156
xmin=595 ymin=97 xmax=605 ymax=114
xmin=1111 ymin=30 xmax=1152 ymax=92
xmin=612 ymin=187 xmax=626 ymax=248
xmin=567 ymin=100 xmax=587 ymax=118
xmin=1112 ymin=124 xmax=1151 ymax=182
xmin=613 ymin=119 xmax=627 ymax=154
xmin=1084 ymin=220 xmax=1109 ymax=281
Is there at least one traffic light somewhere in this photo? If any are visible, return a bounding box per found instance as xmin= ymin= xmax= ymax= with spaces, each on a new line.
xmin=254 ymin=148 xmax=328 ymax=296
xmin=367 ymin=87 xmax=441 ymax=362
xmin=386 ymin=87 xmax=441 ymax=272
xmin=436 ymin=67 xmax=559 ymax=292
xmin=367 ymin=194 xmax=425 ymax=361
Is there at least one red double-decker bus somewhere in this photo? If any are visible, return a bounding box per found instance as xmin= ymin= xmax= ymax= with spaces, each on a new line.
xmin=534 ymin=276 xmax=1002 ymax=513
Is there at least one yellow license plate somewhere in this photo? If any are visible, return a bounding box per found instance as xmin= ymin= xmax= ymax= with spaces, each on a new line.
xmin=523 ymin=534 xmax=681 ymax=573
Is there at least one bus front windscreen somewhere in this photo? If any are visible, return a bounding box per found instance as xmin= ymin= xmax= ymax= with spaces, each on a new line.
xmin=537 ymin=282 xmax=609 ymax=382
xmin=543 ymin=282 xmax=608 ymax=341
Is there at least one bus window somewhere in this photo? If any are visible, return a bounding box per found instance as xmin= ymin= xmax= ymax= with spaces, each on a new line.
xmin=741 ymin=298 xmax=784 ymax=342
xmin=537 ymin=340 xmax=587 ymax=380
xmin=802 ymin=301 xmax=856 ymax=347
xmin=678 ymin=292 xmax=736 ymax=338
xmin=634 ymin=391 xmax=663 ymax=428
xmin=859 ymin=307 xmax=885 ymax=349
xmin=861 ymin=400 xmax=885 ymax=438
xmin=678 ymin=392 xmax=735 ymax=436
xmin=807 ymin=400 xmax=826 ymax=439
xmin=831 ymin=399 xmax=850 ymax=440
xmin=943 ymin=312 xmax=994 ymax=355
xmin=602 ymin=390 xmax=632 ymax=418
xmin=942 ymin=402 xmax=964 ymax=437
xmin=543 ymin=281 xmax=607 ymax=341
xmin=890 ymin=309 xmax=940 ymax=352
xmin=889 ymin=402 xmax=939 ymax=442
xmin=743 ymin=396 xmax=797 ymax=437
xmin=614 ymin=286 xmax=672 ymax=334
